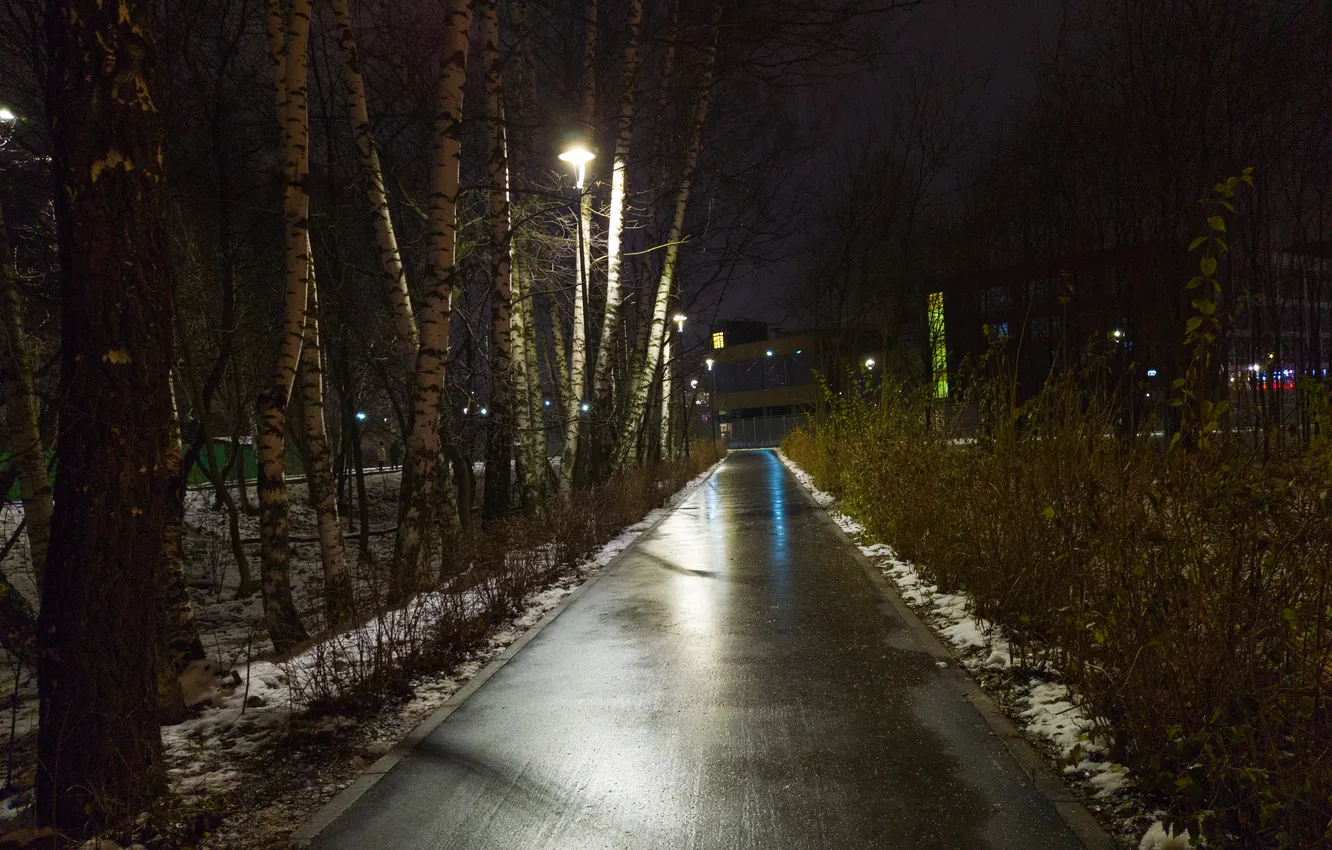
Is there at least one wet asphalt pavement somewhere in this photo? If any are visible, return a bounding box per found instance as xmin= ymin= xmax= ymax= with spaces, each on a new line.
xmin=309 ymin=450 xmax=1085 ymax=850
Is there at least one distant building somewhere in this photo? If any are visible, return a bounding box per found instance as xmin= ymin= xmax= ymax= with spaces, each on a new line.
xmin=708 ymin=320 xmax=880 ymax=420
xmin=930 ymin=244 xmax=1180 ymax=399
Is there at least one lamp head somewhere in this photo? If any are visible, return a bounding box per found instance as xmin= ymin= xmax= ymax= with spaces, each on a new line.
xmin=558 ymin=143 xmax=596 ymax=189
xmin=0 ymin=108 xmax=15 ymax=122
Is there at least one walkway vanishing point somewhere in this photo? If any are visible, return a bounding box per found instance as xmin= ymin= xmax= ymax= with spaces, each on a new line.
xmin=298 ymin=450 xmax=1108 ymax=850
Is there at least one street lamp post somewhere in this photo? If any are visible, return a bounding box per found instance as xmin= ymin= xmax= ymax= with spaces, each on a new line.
xmin=557 ymin=141 xmax=596 ymax=487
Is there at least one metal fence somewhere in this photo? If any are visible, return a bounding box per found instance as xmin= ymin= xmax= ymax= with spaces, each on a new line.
xmin=720 ymin=414 xmax=810 ymax=449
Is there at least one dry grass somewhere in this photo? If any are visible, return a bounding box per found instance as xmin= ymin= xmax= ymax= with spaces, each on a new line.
xmin=785 ymin=367 xmax=1332 ymax=847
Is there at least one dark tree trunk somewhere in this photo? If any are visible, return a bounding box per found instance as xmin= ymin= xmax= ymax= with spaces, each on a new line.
xmin=38 ymin=0 xmax=174 ymax=831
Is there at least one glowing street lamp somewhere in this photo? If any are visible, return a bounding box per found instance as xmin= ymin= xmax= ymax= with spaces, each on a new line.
xmin=705 ymin=358 xmax=714 ymax=370
xmin=673 ymin=314 xmax=687 ymax=333
xmin=864 ymin=358 xmax=876 ymax=369
xmin=580 ymin=402 xmax=590 ymax=412
xmin=355 ymin=411 xmax=368 ymax=421
xmin=558 ymin=143 xmax=596 ymax=189
xmin=0 ymin=108 xmax=15 ymax=122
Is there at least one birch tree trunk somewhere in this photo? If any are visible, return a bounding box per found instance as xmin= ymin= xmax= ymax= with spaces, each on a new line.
xmin=257 ymin=0 xmax=312 ymax=652
xmin=392 ymin=0 xmax=472 ymax=597
xmin=38 ymin=0 xmax=173 ymax=827
xmin=299 ymin=272 xmax=354 ymax=626
xmin=627 ymin=0 xmax=680 ymax=396
xmin=557 ymin=0 xmax=598 ymax=497
xmin=0 ymin=203 xmax=51 ymax=581
xmin=611 ymin=19 xmax=721 ymax=474
xmin=507 ymin=1 xmax=546 ymax=509
xmin=659 ymin=339 xmax=674 ymax=460
xmin=590 ymin=0 xmax=643 ymax=475
xmin=481 ymin=0 xmax=515 ymax=522
xmin=329 ymin=0 xmax=417 ymax=353
xmin=511 ymin=257 xmax=542 ymax=509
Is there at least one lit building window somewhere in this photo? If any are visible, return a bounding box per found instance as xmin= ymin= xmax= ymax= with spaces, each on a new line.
xmin=928 ymin=291 xmax=948 ymax=399
xmin=711 ymin=331 xmax=725 ymax=349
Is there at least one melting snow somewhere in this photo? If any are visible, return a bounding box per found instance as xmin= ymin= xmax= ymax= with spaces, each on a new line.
xmin=777 ymin=450 xmax=1132 ymax=804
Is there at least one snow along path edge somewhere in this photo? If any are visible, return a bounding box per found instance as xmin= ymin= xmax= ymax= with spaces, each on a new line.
xmin=777 ymin=449 xmax=1119 ymax=850
xmin=289 ymin=457 xmax=727 ymax=847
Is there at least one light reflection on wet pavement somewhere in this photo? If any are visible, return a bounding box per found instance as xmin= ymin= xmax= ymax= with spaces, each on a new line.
xmin=311 ymin=450 xmax=1084 ymax=850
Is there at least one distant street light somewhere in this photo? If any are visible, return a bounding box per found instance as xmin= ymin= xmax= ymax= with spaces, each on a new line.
xmin=558 ymin=143 xmax=596 ymax=189
xmin=1146 ymin=369 xmax=1158 ymax=377
xmin=480 ymin=407 xmax=489 ymax=416
xmin=705 ymin=358 xmax=714 ymax=370
xmin=690 ymin=378 xmax=699 ymax=388
xmin=864 ymin=358 xmax=876 ymax=369
xmin=673 ymin=313 xmax=687 ymax=333
xmin=543 ymin=399 xmax=551 ymax=407
xmin=0 ymin=108 xmax=15 ymax=122
xmin=355 ymin=411 xmax=368 ymax=421
xmin=765 ymin=349 xmax=773 ymax=357
xmin=581 ymin=402 xmax=590 ymax=412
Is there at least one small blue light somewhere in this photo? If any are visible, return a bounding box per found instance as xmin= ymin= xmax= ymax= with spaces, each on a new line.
xmin=765 ymin=349 xmax=773 ymax=357
xmin=543 ymin=399 xmax=551 ymax=407
xmin=355 ymin=411 xmax=367 ymax=421
xmin=1146 ymin=369 xmax=1157 ymax=377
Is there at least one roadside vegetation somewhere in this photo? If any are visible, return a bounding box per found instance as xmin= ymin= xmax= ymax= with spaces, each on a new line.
xmin=785 ymin=180 xmax=1332 ymax=848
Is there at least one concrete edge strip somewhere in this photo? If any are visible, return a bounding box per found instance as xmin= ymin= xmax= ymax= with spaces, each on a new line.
xmin=785 ymin=457 xmax=1117 ymax=850
xmin=289 ymin=459 xmax=726 ymax=847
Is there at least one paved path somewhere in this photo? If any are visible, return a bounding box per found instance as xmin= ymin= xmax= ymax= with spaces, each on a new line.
xmin=308 ymin=450 xmax=1087 ymax=850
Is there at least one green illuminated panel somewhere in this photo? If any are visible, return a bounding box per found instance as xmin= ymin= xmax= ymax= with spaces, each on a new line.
xmin=928 ymin=291 xmax=947 ymax=399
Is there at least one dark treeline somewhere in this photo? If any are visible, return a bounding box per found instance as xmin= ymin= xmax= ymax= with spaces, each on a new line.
xmin=0 ymin=0 xmax=914 ymax=838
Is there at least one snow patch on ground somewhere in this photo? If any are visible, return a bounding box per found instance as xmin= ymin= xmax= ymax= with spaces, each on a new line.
xmin=1139 ymin=821 xmax=1196 ymax=849
xmin=777 ymin=450 xmax=1134 ymax=812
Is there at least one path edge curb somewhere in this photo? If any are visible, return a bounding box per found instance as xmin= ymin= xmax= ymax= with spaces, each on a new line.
xmin=288 ymin=459 xmax=726 ymax=848
xmin=785 ymin=454 xmax=1119 ymax=850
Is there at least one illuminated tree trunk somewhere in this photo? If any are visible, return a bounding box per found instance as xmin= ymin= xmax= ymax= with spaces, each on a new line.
xmin=256 ymin=0 xmax=312 ymax=652
xmin=481 ymin=0 xmax=515 ymax=522
xmin=511 ymin=257 xmax=543 ymax=509
xmin=558 ymin=0 xmax=598 ymax=497
xmin=659 ymin=339 xmax=674 ymax=460
xmin=38 ymin=0 xmax=173 ymax=828
xmin=0 ymin=204 xmax=51 ymax=581
xmin=393 ymin=0 xmax=472 ymax=596
xmin=590 ymin=0 xmax=643 ymax=472
xmin=299 ymin=273 xmax=353 ymax=625
xmin=330 ymin=0 xmax=416 ymax=353
xmin=612 ymin=20 xmax=719 ymax=473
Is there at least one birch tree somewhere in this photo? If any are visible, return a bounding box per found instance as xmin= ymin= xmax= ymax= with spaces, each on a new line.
xmin=481 ymin=0 xmax=515 ymax=522
xmin=256 ymin=0 xmax=313 ymax=651
xmin=329 ymin=0 xmax=416 ymax=355
xmin=508 ymin=0 xmax=546 ymax=509
xmin=589 ymin=0 xmax=643 ymax=477
xmin=557 ymin=0 xmax=598 ymax=497
xmin=38 ymin=0 xmax=174 ymax=828
xmin=299 ymin=273 xmax=353 ymax=624
xmin=392 ymin=0 xmax=473 ymax=596
xmin=612 ymin=13 xmax=721 ymax=473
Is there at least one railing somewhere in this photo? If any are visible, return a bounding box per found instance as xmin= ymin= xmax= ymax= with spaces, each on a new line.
xmin=721 ymin=414 xmax=810 ymax=449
